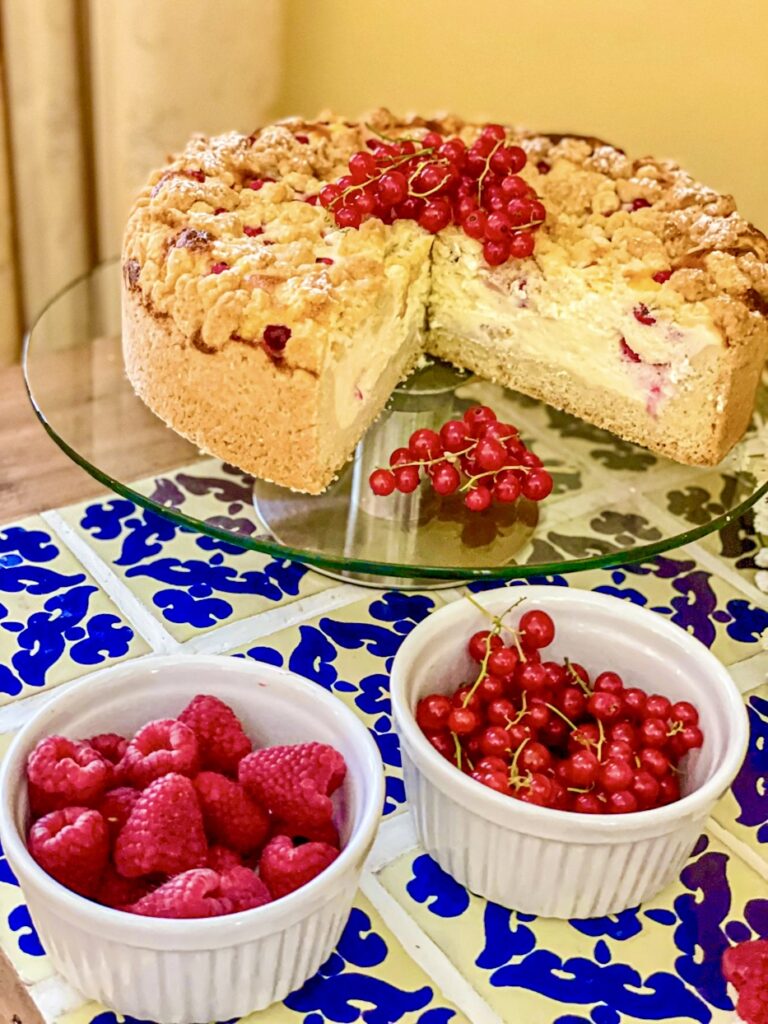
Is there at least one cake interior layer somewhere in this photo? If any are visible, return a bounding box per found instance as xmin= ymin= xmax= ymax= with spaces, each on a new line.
xmin=421 ymin=231 xmax=759 ymax=466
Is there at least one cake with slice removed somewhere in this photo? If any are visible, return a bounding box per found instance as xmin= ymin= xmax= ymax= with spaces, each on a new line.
xmin=122 ymin=109 xmax=768 ymax=493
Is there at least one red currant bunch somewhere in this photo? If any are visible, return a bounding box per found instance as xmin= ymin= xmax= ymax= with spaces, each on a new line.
xmin=415 ymin=603 xmax=704 ymax=814
xmin=368 ymin=405 xmax=553 ymax=512
xmin=318 ymin=124 xmax=546 ymax=267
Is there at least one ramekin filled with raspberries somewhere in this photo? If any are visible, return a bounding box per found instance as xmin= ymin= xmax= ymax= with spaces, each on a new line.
xmin=0 ymin=655 xmax=384 ymax=1024
xmin=391 ymin=586 xmax=747 ymax=920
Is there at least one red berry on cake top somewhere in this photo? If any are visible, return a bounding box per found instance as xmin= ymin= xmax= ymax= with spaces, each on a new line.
xmin=319 ymin=125 xmax=546 ymax=267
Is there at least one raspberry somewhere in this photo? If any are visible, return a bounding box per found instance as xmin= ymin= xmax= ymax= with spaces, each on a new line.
xmin=194 ymin=772 xmax=269 ymax=853
xmin=270 ymin=817 xmax=340 ymax=848
xmin=96 ymin=866 xmax=157 ymax=910
xmin=720 ymin=937 xmax=768 ymax=991
xmin=737 ymin=980 xmax=768 ymax=1024
xmin=206 ymin=844 xmax=243 ymax=872
xmin=96 ymin=786 xmax=140 ymax=843
xmin=121 ymin=719 xmax=199 ymax=789
xmin=179 ymin=695 xmax=252 ymax=776
xmin=28 ymin=807 xmax=108 ymax=896
xmin=26 ymin=736 xmax=110 ymax=815
xmin=127 ymin=868 xmax=231 ymax=918
xmin=127 ymin=866 xmax=270 ymax=919
xmin=218 ymin=866 xmax=271 ymax=912
xmin=239 ymin=742 xmax=346 ymax=831
xmin=114 ymin=773 xmax=207 ymax=878
xmin=88 ymin=733 xmax=128 ymax=766
xmin=259 ymin=835 xmax=339 ymax=899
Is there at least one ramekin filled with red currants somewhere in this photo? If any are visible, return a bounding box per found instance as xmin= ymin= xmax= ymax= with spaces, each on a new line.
xmin=390 ymin=587 xmax=747 ymax=918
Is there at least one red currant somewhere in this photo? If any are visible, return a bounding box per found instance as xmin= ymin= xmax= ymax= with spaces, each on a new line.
xmin=493 ymin=472 xmax=521 ymax=503
xmin=425 ymin=732 xmax=454 ymax=760
xmin=393 ymin=466 xmax=420 ymax=493
xmin=638 ymin=747 xmax=670 ymax=779
xmin=465 ymin=486 xmax=492 ymax=512
xmin=487 ymin=698 xmax=516 ymax=726
xmin=587 ymin=692 xmax=623 ymax=724
xmin=431 ymin=462 xmax=461 ymax=496
xmin=519 ymin=741 xmax=552 ymax=774
xmin=487 ymin=647 xmax=518 ymax=678
xmin=416 ymin=694 xmax=452 ymax=731
xmin=631 ymin=771 xmax=660 ymax=809
xmin=409 ymin=428 xmax=443 ymax=460
xmin=468 ymin=630 xmax=503 ymax=662
xmin=564 ymin=749 xmax=599 ymax=787
xmin=517 ymin=661 xmax=548 ymax=693
xmin=645 ymin=694 xmax=672 ymax=720
xmin=369 ymin=469 xmax=395 ymax=496
xmin=448 ymin=707 xmax=478 ymax=735
xmin=480 ymin=726 xmax=514 ymax=757
xmin=639 ymin=717 xmax=668 ymax=748
xmin=608 ymin=790 xmax=638 ymax=814
xmin=522 ymin=468 xmax=553 ymax=501
xmin=518 ymin=609 xmax=555 ymax=649
xmin=622 ymin=688 xmax=647 ymax=719
xmin=573 ymin=792 xmax=603 ymax=814
xmin=439 ymin=419 xmax=471 ymax=453
xmin=464 ymin=406 xmax=497 ymax=434
xmin=475 ymin=437 xmax=507 ymax=471
xmin=595 ymin=671 xmax=624 ymax=695
xmin=377 ymin=171 xmax=408 ymax=206
xmin=671 ymin=701 xmax=699 ymax=726
xmin=477 ymin=675 xmax=505 ymax=703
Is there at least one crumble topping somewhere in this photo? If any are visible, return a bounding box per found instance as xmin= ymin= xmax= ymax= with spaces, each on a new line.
xmin=123 ymin=109 xmax=768 ymax=359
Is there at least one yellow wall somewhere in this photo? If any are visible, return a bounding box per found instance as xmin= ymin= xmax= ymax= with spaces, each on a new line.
xmin=278 ymin=0 xmax=768 ymax=229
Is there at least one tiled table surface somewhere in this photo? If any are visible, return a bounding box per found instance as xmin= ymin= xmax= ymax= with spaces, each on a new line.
xmin=1 ymin=457 xmax=766 ymax=1024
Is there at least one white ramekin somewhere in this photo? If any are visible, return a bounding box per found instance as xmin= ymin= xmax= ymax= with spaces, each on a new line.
xmin=391 ymin=586 xmax=748 ymax=919
xmin=0 ymin=655 xmax=384 ymax=1023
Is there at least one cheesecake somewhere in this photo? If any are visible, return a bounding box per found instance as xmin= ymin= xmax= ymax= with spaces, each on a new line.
xmin=122 ymin=110 xmax=768 ymax=493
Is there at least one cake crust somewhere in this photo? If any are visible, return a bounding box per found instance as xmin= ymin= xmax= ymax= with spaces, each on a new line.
xmin=122 ymin=110 xmax=768 ymax=492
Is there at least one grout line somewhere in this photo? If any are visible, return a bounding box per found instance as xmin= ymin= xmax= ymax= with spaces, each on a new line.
xmin=359 ymin=871 xmax=503 ymax=1024
xmin=365 ymin=809 xmax=419 ymax=873
xmin=708 ymin=818 xmax=768 ymax=883
xmin=41 ymin=510 xmax=180 ymax=655
xmin=180 ymin=584 xmax=365 ymax=654
xmin=28 ymin=974 xmax=88 ymax=1024
xmin=727 ymin=651 xmax=768 ymax=695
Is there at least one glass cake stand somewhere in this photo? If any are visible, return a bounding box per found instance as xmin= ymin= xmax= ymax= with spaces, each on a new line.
xmin=23 ymin=260 xmax=768 ymax=588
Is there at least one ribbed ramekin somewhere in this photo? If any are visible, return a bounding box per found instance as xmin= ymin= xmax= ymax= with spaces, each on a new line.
xmin=391 ymin=586 xmax=747 ymax=919
xmin=0 ymin=655 xmax=384 ymax=1023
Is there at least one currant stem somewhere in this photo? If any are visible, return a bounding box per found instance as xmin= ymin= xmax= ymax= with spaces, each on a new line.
xmin=508 ymin=735 xmax=530 ymax=785
xmin=543 ymin=702 xmax=579 ymax=733
xmin=462 ymin=625 xmax=498 ymax=707
xmin=477 ymin=139 xmax=504 ymax=202
xmin=564 ymin=658 xmax=591 ymax=697
xmin=460 ymin=464 xmax=533 ymax=493
xmin=329 ymin=145 xmax=437 ymax=208
xmin=596 ymin=719 xmax=605 ymax=762
xmin=451 ymin=731 xmax=464 ymax=772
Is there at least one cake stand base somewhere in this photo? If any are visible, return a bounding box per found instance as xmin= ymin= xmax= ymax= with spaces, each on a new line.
xmin=252 ymin=361 xmax=539 ymax=589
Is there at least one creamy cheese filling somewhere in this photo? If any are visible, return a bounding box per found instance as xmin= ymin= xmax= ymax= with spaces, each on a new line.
xmin=428 ymin=232 xmax=724 ymax=416
xmin=331 ymin=236 xmax=432 ymax=428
